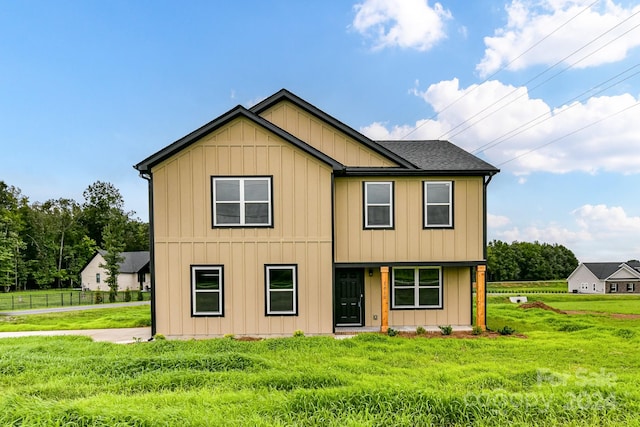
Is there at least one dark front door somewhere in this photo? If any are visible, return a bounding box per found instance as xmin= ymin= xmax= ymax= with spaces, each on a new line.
xmin=335 ymin=268 xmax=364 ymax=326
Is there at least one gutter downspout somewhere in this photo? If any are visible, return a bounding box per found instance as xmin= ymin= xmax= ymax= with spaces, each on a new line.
xmin=140 ymin=171 xmax=156 ymax=338
xmin=482 ymin=173 xmax=496 ymax=330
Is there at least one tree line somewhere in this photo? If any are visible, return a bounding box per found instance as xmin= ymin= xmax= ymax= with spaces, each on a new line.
xmin=486 ymin=240 xmax=579 ymax=282
xmin=0 ymin=180 xmax=148 ymax=291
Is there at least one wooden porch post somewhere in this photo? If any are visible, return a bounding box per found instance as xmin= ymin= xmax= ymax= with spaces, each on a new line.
xmin=475 ymin=265 xmax=486 ymax=331
xmin=380 ymin=266 xmax=389 ymax=333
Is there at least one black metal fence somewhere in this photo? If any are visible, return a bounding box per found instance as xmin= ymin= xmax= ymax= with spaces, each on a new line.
xmin=0 ymin=290 xmax=151 ymax=311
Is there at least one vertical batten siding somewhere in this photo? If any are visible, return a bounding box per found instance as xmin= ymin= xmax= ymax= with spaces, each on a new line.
xmin=259 ymin=101 xmax=398 ymax=167
xmin=151 ymin=118 xmax=334 ymax=337
xmin=334 ymin=176 xmax=485 ymax=263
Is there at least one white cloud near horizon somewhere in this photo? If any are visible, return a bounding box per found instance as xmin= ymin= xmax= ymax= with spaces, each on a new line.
xmin=489 ymin=204 xmax=640 ymax=261
xmin=477 ymin=0 xmax=640 ymax=77
xmin=361 ymin=78 xmax=640 ymax=175
xmin=352 ymin=0 xmax=451 ymax=51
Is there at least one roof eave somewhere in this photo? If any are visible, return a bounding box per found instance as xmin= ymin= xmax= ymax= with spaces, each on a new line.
xmin=339 ymin=167 xmax=500 ymax=177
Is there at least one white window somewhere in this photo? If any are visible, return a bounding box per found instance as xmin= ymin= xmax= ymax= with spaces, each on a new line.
xmin=96 ymin=273 xmax=100 ymax=284
xmin=212 ymin=177 xmax=272 ymax=227
xmin=424 ymin=181 xmax=453 ymax=228
xmin=610 ymin=283 xmax=618 ymax=293
xmin=391 ymin=267 xmax=442 ymax=309
xmin=265 ymin=265 xmax=298 ymax=315
xmin=627 ymin=283 xmax=635 ymax=292
xmin=191 ymin=265 xmax=223 ymax=316
xmin=364 ymin=182 xmax=393 ymax=228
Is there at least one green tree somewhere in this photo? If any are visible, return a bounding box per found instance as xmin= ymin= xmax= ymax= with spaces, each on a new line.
xmin=81 ymin=181 xmax=126 ymax=248
xmin=0 ymin=182 xmax=27 ymax=291
xmin=100 ymin=216 xmax=125 ymax=303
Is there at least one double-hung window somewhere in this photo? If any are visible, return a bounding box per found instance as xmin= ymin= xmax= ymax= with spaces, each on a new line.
xmin=391 ymin=267 xmax=442 ymax=309
xmin=364 ymin=181 xmax=394 ymax=228
xmin=424 ymin=181 xmax=453 ymax=228
xmin=610 ymin=283 xmax=618 ymax=293
xmin=212 ymin=177 xmax=272 ymax=227
xmin=191 ymin=265 xmax=224 ymax=316
xmin=265 ymin=265 xmax=297 ymax=315
xmin=627 ymin=283 xmax=635 ymax=292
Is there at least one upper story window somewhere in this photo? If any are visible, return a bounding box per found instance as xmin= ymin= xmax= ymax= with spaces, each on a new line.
xmin=364 ymin=182 xmax=394 ymax=229
xmin=212 ymin=177 xmax=272 ymax=227
xmin=424 ymin=181 xmax=453 ymax=228
xmin=191 ymin=265 xmax=224 ymax=316
xmin=96 ymin=273 xmax=100 ymax=284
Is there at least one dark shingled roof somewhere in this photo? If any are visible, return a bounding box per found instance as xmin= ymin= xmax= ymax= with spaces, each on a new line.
xmin=98 ymin=250 xmax=150 ymax=274
xmin=377 ymin=140 xmax=499 ymax=173
xmin=582 ymin=262 xmax=625 ymax=280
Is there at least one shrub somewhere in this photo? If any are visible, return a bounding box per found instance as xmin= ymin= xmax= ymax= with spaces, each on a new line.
xmin=124 ymin=287 xmax=132 ymax=302
xmin=439 ymin=325 xmax=453 ymax=335
xmin=94 ymin=290 xmax=103 ymax=304
xmin=498 ymin=325 xmax=515 ymax=335
xmin=387 ymin=328 xmax=398 ymax=337
xmin=108 ymin=290 xmax=117 ymax=303
xmin=153 ymin=334 xmax=166 ymax=341
xmin=293 ymin=330 xmax=305 ymax=338
xmin=416 ymin=326 xmax=426 ymax=335
xmin=136 ymin=290 xmax=144 ymax=301
xmin=472 ymin=325 xmax=483 ymax=335
xmin=224 ymin=333 xmax=235 ymax=340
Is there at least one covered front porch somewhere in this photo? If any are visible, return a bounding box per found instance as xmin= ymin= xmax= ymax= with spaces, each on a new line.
xmin=333 ymin=265 xmax=487 ymax=333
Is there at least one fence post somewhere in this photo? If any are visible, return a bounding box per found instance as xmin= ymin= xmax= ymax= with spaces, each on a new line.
xmin=30 ymin=294 xmax=32 ymax=309
xmin=11 ymin=295 xmax=14 ymax=310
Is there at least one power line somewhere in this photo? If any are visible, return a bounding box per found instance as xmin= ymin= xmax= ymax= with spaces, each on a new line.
xmin=472 ymin=63 xmax=640 ymax=154
xmin=439 ymin=9 xmax=640 ymax=142
xmin=399 ymin=0 xmax=600 ymax=140
xmin=496 ymin=100 xmax=640 ymax=167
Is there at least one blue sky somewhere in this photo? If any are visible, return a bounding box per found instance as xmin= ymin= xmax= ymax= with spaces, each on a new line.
xmin=1 ymin=0 xmax=639 ymax=262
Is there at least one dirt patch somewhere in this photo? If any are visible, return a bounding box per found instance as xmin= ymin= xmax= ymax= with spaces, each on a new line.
xmin=519 ymin=301 xmax=566 ymax=314
xmin=395 ymin=331 xmax=526 ymax=339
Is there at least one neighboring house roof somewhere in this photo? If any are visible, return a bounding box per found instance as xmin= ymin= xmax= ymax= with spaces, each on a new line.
xmin=578 ymin=262 xmax=640 ymax=281
xmin=378 ymin=140 xmax=499 ymax=175
xmin=134 ymin=89 xmax=500 ymax=178
xmin=96 ymin=250 xmax=150 ymax=274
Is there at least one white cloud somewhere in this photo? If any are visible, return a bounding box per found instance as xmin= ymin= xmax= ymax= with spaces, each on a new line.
xmin=488 ymin=204 xmax=640 ymax=261
xmin=361 ymin=78 xmax=640 ymax=175
xmin=488 ymin=213 xmax=511 ymax=228
xmin=477 ymin=0 xmax=640 ymax=77
xmin=352 ymin=0 xmax=452 ymax=51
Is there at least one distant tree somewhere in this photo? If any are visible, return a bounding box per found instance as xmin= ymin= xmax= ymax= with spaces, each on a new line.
xmin=81 ymin=181 xmax=126 ymax=248
xmin=0 ymin=182 xmax=26 ymax=291
xmin=487 ymin=240 xmax=578 ymax=281
xmin=100 ymin=216 xmax=125 ymax=303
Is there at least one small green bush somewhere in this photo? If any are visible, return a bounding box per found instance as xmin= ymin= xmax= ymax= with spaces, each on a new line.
xmin=94 ymin=291 xmax=103 ymax=304
xmin=124 ymin=287 xmax=132 ymax=302
xmin=416 ymin=326 xmax=426 ymax=335
xmin=136 ymin=289 xmax=144 ymax=301
xmin=498 ymin=325 xmax=515 ymax=335
xmin=387 ymin=328 xmax=398 ymax=337
xmin=224 ymin=333 xmax=235 ymax=340
xmin=472 ymin=325 xmax=483 ymax=335
xmin=108 ymin=290 xmax=117 ymax=303
xmin=439 ymin=325 xmax=453 ymax=335
xmin=153 ymin=334 xmax=166 ymax=341
xmin=293 ymin=330 xmax=305 ymax=338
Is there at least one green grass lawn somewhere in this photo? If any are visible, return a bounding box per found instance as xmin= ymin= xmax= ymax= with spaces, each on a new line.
xmin=1 ymin=295 xmax=639 ymax=426
xmin=0 ymin=305 xmax=151 ymax=331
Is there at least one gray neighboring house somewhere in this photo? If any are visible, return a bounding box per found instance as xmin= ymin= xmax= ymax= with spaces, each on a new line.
xmin=567 ymin=261 xmax=640 ymax=294
xmin=80 ymin=250 xmax=150 ymax=292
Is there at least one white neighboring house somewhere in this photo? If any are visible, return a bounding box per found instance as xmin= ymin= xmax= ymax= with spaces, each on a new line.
xmin=80 ymin=250 xmax=150 ymax=292
xmin=567 ymin=261 xmax=640 ymax=294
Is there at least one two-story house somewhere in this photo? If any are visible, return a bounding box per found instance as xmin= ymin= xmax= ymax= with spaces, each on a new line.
xmin=135 ymin=89 xmax=499 ymax=338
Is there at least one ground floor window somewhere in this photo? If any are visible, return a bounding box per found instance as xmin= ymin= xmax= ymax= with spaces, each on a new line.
xmin=191 ymin=265 xmax=224 ymax=316
xmin=265 ymin=265 xmax=298 ymax=315
xmin=627 ymin=283 xmax=635 ymax=292
xmin=610 ymin=283 xmax=618 ymax=293
xmin=391 ymin=267 xmax=442 ymax=309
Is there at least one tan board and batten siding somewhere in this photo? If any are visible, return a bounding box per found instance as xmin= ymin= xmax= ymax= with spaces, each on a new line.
xmin=258 ymin=101 xmax=398 ymax=167
xmin=152 ymin=117 xmax=334 ymax=337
